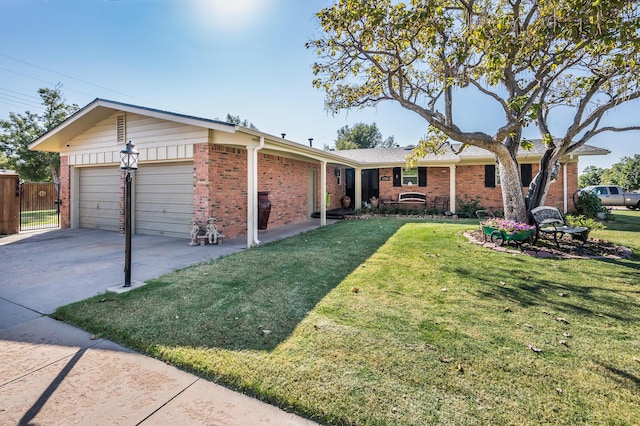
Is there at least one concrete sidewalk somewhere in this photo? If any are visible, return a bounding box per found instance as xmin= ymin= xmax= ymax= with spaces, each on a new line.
xmin=0 ymin=223 xmax=327 ymax=425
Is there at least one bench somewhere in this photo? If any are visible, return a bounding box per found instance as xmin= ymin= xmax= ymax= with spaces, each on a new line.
xmin=529 ymin=206 xmax=589 ymax=248
xmin=397 ymin=192 xmax=427 ymax=209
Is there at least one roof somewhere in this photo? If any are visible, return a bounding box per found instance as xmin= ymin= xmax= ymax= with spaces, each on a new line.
xmin=333 ymin=145 xmax=459 ymax=165
xmin=333 ymin=141 xmax=609 ymax=165
xmin=29 ymin=98 xmax=609 ymax=166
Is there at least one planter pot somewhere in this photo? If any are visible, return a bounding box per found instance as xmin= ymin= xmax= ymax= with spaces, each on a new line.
xmin=370 ymin=197 xmax=379 ymax=209
xmin=341 ymin=196 xmax=351 ymax=209
xmin=258 ymin=191 xmax=271 ymax=230
xmin=597 ymin=212 xmax=607 ymax=221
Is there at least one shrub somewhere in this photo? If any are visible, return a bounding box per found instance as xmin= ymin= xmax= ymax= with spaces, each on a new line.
xmin=456 ymin=196 xmax=484 ymax=218
xmin=575 ymin=191 xmax=606 ymax=219
xmin=565 ymin=214 xmax=606 ymax=231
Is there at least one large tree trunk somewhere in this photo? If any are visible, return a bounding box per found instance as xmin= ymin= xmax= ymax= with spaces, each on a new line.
xmin=525 ymin=147 xmax=560 ymax=214
xmin=496 ymin=152 xmax=528 ymax=222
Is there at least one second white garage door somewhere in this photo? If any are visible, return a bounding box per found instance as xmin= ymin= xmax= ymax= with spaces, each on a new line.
xmin=135 ymin=162 xmax=194 ymax=239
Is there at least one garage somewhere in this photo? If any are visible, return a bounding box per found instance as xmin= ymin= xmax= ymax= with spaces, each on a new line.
xmin=134 ymin=162 xmax=194 ymax=239
xmin=78 ymin=167 xmax=121 ymax=232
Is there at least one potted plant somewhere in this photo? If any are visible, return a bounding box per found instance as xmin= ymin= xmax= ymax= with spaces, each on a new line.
xmin=482 ymin=218 xmax=536 ymax=243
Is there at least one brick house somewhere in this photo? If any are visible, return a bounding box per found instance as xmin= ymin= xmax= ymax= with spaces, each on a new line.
xmin=30 ymin=99 xmax=608 ymax=247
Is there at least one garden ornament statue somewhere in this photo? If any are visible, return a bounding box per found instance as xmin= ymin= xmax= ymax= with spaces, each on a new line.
xmin=189 ymin=220 xmax=201 ymax=246
xmin=205 ymin=217 xmax=224 ymax=245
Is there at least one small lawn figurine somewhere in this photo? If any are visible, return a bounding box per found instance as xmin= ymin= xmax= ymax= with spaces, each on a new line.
xmin=204 ymin=217 xmax=224 ymax=245
xmin=189 ymin=220 xmax=201 ymax=246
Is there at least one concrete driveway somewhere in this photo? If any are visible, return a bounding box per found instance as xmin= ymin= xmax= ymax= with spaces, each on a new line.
xmin=0 ymin=225 xmax=322 ymax=425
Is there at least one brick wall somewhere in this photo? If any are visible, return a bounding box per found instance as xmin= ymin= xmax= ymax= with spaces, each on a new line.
xmin=59 ymin=155 xmax=70 ymax=229
xmin=455 ymin=162 xmax=579 ymax=213
xmin=194 ymin=145 xmax=328 ymax=239
xmin=376 ymin=167 xmax=451 ymax=203
xmin=326 ymin=166 xmax=346 ymax=210
xmin=258 ymin=153 xmax=318 ymax=227
xmin=200 ymin=144 xmax=248 ymax=239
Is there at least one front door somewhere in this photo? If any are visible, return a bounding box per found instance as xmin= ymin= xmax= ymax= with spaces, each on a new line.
xmin=362 ymin=169 xmax=379 ymax=204
xmin=345 ymin=168 xmax=355 ymax=206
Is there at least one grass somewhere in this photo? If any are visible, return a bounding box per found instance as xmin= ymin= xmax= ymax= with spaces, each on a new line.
xmin=20 ymin=209 xmax=58 ymax=228
xmin=54 ymin=211 xmax=640 ymax=425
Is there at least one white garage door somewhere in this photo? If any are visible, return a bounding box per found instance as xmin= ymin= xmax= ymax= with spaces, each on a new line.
xmin=135 ymin=162 xmax=194 ymax=239
xmin=79 ymin=167 xmax=121 ymax=232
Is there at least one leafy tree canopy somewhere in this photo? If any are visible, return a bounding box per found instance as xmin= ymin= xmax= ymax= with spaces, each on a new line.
xmin=579 ymin=155 xmax=640 ymax=191
xmin=309 ymin=0 xmax=640 ymax=220
xmin=334 ymin=122 xmax=395 ymax=150
xmin=0 ymin=85 xmax=78 ymax=182
xmin=601 ymin=154 xmax=640 ymax=191
xmin=225 ymin=114 xmax=259 ymax=130
xmin=578 ymin=165 xmax=605 ymax=188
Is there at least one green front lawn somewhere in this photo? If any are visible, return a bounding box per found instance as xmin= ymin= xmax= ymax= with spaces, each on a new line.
xmin=54 ymin=212 xmax=640 ymax=425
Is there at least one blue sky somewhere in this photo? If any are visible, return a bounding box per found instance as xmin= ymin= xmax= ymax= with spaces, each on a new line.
xmin=1 ymin=0 xmax=637 ymax=172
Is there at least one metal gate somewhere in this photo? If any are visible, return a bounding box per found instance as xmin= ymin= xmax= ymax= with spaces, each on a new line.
xmin=20 ymin=182 xmax=60 ymax=231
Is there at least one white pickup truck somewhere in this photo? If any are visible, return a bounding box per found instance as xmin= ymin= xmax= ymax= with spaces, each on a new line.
xmin=580 ymin=185 xmax=640 ymax=210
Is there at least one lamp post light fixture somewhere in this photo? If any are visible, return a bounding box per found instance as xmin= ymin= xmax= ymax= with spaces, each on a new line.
xmin=120 ymin=140 xmax=139 ymax=287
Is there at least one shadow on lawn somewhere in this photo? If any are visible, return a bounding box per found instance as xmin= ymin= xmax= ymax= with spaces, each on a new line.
xmin=466 ymin=257 xmax=640 ymax=323
xmin=58 ymin=219 xmax=408 ymax=353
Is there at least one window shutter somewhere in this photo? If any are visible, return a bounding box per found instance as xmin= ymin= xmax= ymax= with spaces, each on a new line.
xmin=520 ymin=164 xmax=533 ymax=187
xmin=418 ymin=167 xmax=427 ymax=187
xmin=116 ymin=113 xmax=126 ymax=144
xmin=393 ymin=167 xmax=401 ymax=187
xmin=485 ymin=165 xmax=496 ymax=188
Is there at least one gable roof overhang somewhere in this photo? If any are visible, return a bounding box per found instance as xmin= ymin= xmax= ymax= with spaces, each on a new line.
xmin=29 ymin=98 xmax=361 ymax=169
xmin=29 ymin=98 xmax=237 ymax=153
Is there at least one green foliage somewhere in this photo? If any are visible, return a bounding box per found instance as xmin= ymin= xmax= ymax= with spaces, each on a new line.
xmin=309 ymin=0 xmax=640 ymax=221
xmin=579 ymin=165 xmax=605 ymax=187
xmin=224 ymin=114 xmax=258 ymax=130
xmin=575 ymin=191 xmax=606 ymax=218
xmin=334 ymin=122 xmax=394 ymax=150
xmin=565 ymin=214 xmax=606 ymax=231
xmin=0 ymin=151 xmax=11 ymax=170
xmin=601 ymin=154 xmax=640 ymax=191
xmin=455 ymin=196 xmax=484 ymax=218
xmin=0 ymin=85 xmax=78 ymax=182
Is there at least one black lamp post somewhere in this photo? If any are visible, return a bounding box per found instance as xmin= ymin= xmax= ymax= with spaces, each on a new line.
xmin=120 ymin=140 xmax=139 ymax=287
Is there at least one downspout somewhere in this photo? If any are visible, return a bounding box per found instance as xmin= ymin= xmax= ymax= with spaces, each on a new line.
xmin=252 ymin=136 xmax=265 ymax=246
xmin=320 ymin=161 xmax=327 ymax=226
xmin=563 ymin=161 xmax=568 ymax=213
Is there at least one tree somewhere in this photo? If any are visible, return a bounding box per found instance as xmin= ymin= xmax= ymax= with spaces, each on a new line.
xmin=334 ymin=122 xmax=395 ymax=150
xmin=601 ymin=154 xmax=640 ymax=191
xmin=0 ymin=151 xmax=10 ymax=170
xmin=309 ymin=0 xmax=640 ymax=221
xmin=225 ymin=114 xmax=259 ymax=130
xmin=578 ymin=165 xmax=605 ymax=188
xmin=0 ymin=86 xmax=78 ymax=182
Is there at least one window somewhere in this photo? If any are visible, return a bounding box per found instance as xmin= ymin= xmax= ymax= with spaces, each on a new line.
xmin=609 ymin=186 xmax=619 ymax=195
xmin=402 ymin=168 xmax=418 ymax=186
xmin=485 ymin=164 xmax=533 ymax=188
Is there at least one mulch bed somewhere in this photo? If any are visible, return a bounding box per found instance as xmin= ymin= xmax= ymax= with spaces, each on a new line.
xmin=465 ymin=230 xmax=633 ymax=260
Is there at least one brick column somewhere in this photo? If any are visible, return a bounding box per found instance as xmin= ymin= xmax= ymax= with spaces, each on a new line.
xmin=193 ymin=143 xmax=212 ymax=227
xmin=59 ymin=156 xmax=71 ymax=229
